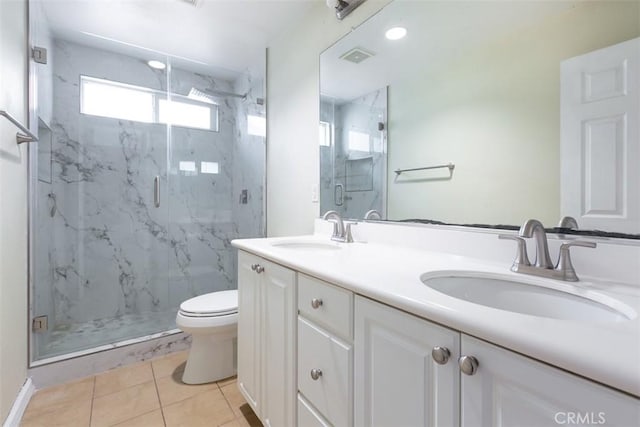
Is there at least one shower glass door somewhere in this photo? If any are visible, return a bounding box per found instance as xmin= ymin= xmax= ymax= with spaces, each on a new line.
xmin=30 ymin=11 xmax=173 ymax=360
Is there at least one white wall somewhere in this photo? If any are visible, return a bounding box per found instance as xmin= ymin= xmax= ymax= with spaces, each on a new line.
xmin=0 ymin=0 xmax=29 ymax=421
xmin=266 ymin=0 xmax=391 ymax=236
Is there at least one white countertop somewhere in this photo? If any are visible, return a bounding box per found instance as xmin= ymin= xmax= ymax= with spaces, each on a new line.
xmin=232 ymin=234 xmax=640 ymax=398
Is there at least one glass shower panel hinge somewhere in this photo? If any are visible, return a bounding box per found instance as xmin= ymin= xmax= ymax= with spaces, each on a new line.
xmin=32 ymin=46 xmax=48 ymax=64
xmin=32 ymin=316 xmax=48 ymax=332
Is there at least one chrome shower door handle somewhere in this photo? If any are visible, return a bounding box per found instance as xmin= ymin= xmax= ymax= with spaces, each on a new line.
xmin=154 ymin=176 xmax=160 ymax=208
xmin=334 ymin=183 xmax=344 ymax=206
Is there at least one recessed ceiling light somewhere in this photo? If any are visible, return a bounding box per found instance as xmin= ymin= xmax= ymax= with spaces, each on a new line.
xmin=385 ymin=27 xmax=407 ymax=41
xmin=147 ymin=60 xmax=166 ymax=70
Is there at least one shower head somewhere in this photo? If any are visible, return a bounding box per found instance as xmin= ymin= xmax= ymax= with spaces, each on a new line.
xmin=327 ymin=0 xmax=365 ymax=20
xmin=188 ymin=87 xmax=247 ymax=103
xmin=187 ymin=88 xmax=218 ymax=104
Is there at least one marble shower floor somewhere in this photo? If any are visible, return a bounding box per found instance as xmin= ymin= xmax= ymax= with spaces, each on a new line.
xmin=37 ymin=311 xmax=179 ymax=360
xmin=21 ymin=350 xmax=261 ymax=426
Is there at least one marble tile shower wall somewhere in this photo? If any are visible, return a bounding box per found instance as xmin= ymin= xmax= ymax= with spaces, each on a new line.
xmin=166 ymin=66 xmax=238 ymax=310
xmin=35 ymin=39 xmax=264 ymax=349
xmin=231 ymin=71 xmax=265 ymax=240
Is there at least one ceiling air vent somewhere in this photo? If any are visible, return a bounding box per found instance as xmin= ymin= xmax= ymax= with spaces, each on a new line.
xmin=340 ymin=47 xmax=375 ymax=64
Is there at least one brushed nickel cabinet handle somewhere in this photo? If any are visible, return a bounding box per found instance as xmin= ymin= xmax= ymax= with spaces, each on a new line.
xmin=459 ymin=355 xmax=479 ymax=375
xmin=432 ymin=346 xmax=451 ymax=365
xmin=310 ymin=369 xmax=323 ymax=380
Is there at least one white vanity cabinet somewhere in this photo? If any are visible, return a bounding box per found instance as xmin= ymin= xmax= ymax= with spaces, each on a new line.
xmin=236 ymin=249 xmax=640 ymax=427
xmin=461 ymin=335 xmax=640 ymax=427
xmin=237 ymin=251 xmax=297 ymax=427
xmin=354 ymin=296 xmax=460 ymax=427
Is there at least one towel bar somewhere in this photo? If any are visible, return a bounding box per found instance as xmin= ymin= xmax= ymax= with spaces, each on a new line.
xmin=0 ymin=110 xmax=38 ymax=144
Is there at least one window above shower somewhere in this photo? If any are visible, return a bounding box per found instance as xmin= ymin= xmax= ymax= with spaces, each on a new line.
xmin=80 ymin=76 xmax=219 ymax=131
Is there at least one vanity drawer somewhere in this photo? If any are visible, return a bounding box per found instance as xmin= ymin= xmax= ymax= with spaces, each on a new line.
xmin=298 ymin=274 xmax=353 ymax=340
xmin=298 ymin=393 xmax=331 ymax=427
xmin=298 ymin=317 xmax=352 ymax=427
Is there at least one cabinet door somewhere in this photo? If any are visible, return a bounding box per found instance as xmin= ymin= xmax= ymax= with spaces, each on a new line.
xmin=237 ymin=251 xmax=262 ymax=417
xmin=261 ymin=258 xmax=297 ymax=427
xmin=355 ymin=296 xmax=460 ymax=427
xmin=461 ymin=335 xmax=640 ymax=427
xmin=298 ymin=393 xmax=332 ymax=427
xmin=298 ymin=317 xmax=352 ymax=427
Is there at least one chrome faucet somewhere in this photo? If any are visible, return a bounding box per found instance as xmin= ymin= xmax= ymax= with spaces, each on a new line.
xmin=500 ymin=219 xmax=596 ymax=282
xmin=322 ymin=210 xmax=356 ymax=243
xmin=557 ymin=216 xmax=578 ymax=230
xmin=364 ymin=210 xmax=382 ymax=220
xmin=519 ymin=219 xmax=553 ymax=268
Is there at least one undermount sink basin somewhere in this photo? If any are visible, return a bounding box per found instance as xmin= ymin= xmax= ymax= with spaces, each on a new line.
xmin=271 ymin=239 xmax=342 ymax=251
xmin=421 ymin=272 xmax=636 ymax=323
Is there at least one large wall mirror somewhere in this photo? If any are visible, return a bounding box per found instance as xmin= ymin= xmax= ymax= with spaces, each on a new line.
xmin=320 ymin=0 xmax=639 ymax=239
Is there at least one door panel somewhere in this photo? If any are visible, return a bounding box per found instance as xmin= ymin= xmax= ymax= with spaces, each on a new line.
xmin=461 ymin=335 xmax=640 ymax=427
xmin=237 ymin=251 xmax=261 ymax=415
xmin=561 ymin=37 xmax=639 ymax=233
xmin=262 ymin=259 xmax=296 ymax=427
xmin=355 ymin=296 xmax=459 ymax=427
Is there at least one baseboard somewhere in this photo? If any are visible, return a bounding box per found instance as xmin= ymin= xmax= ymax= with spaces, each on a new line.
xmin=2 ymin=377 xmax=35 ymax=427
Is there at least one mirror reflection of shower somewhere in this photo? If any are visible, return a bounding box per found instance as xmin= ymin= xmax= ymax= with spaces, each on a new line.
xmin=29 ymin=0 xmax=266 ymax=363
xmin=319 ymin=87 xmax=387 ymax=220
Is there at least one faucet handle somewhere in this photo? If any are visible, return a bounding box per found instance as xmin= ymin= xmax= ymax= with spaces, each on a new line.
xmin=364 ymin=210 xmax=382 ymax=221
xmin=344 ymin=221 xmax=357 ymax=243
xmin=498 ymin=234 xmax=531 ymax=270
xmin=560 ymin=240 xmax=597 ymax=249
xmin=326 ymin=219 xmax=341 ymax=239
xmin=555 ymin=240 xmax=596 ymax=282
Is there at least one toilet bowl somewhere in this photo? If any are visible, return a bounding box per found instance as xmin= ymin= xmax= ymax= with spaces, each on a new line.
xmin=176 ymin=289 xmax=238 ymax=385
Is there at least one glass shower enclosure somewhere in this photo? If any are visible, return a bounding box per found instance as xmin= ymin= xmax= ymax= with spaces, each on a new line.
xmin=319 ymin=88 xmax=387 ymax=220
xmin=29 ymin=1 xmax=265 ymax=363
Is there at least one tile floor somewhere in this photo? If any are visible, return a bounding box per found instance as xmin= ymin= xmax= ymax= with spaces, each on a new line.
xmin=20 ymin=351 xmax=261 ymax=427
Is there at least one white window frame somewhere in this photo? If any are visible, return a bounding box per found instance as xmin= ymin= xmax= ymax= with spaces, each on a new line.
xmin=80 ymin=75 xmax=219 ymax=132
xmin=319 ymin=121 xmax=332 ymax=147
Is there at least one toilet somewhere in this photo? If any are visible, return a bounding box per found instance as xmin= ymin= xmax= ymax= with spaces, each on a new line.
xmin=175 ymin=289 xmax=238 ymax=385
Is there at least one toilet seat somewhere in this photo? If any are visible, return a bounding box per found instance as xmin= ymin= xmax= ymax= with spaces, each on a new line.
xmin=176 ymin=310 xmax=238 ymax=330
xmin=179 ymin=289 xmax=238 ymax=318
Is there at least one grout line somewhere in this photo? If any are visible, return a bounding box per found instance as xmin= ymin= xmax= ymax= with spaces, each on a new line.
xmin=218 ymin=381 xmax=243 ymax=424
xmin=88 ymin=376 xmax=96 ymax=427
xmin=150 ymin=361 xmax=168 ymax=426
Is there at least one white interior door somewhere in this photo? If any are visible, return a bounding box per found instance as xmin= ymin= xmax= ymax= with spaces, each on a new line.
xmin=560 ymin=37 xmax=639 ymax=234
